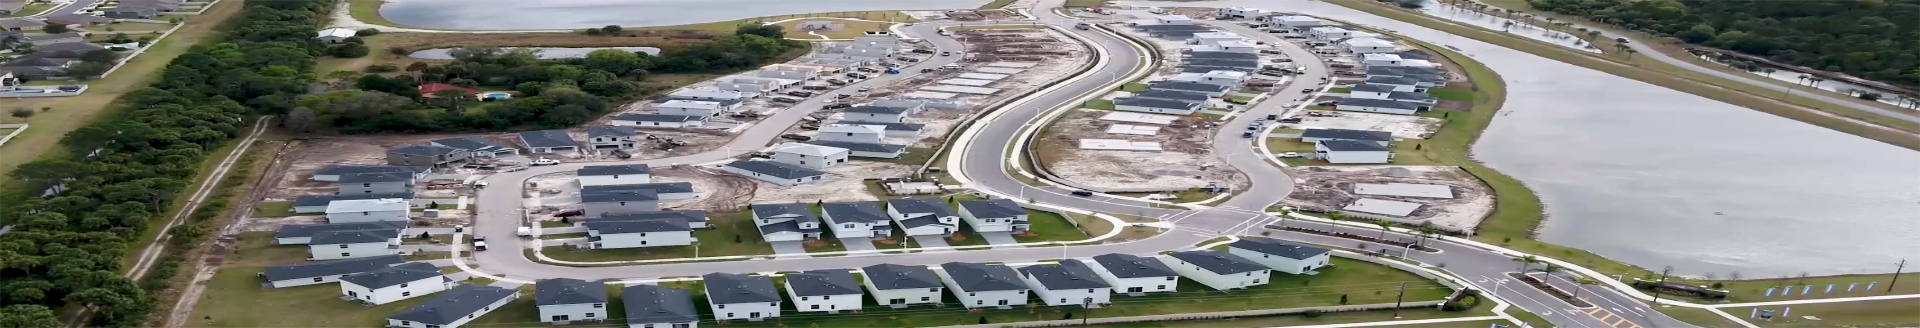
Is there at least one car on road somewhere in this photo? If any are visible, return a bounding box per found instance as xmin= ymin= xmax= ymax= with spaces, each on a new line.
xmin=472 ymin=237 xmax=488 ymax=251
xmin=1300 ymin=88 xmax=1314 ymax=94
xmin=1071 ymin=190 xmax=1095 ymax=197
xmin=858 ymin=86 xmax=872 ymax=92
xmin=921 ymin=68 xmax=935 ymax=73
xmin=1241 ymin=131 xmax=1255 ymax=138
xmin=516 ymin=227 xmax=532 ymax=237
xmin=1266 ymin=114 xmax=1279 ymax=120
xmin=531 ymin=158 xmax=560 ymax=166
xmin=911 ymin=48 xmax=934 ymax=54
xmin=1277 ymin=152 xmax=1303 ymax=158
xmin=1278 ymin=117 xmax=1303 ymax=123
xmin=940 ymin=51 xmax=952 ymax=56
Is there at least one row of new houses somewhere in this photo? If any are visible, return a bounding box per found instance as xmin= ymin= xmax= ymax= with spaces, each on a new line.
xmin=1334 ymin=65 xmax=1449 ymax=116
xmin=258 ymin=237 xmax=1333 ymax=328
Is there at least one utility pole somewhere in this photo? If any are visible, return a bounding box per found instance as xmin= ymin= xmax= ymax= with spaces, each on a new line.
xmin=1888 ymin=259 xmax=1907 ymax=294
xmin=1651 ymin=266 xmax=1673 ymax=304
xmin=1391 ymin=282 xmax=1407 ymax=318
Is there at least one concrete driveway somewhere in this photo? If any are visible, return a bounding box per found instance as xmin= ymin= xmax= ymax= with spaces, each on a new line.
xmin=770 ymin=240 xmax=806 ymax=255
xmin=978 ymin=231 xmax=1024 ymax=249
xmin=543 ymin=226 xmax=587 ymax=234
xmin=910 ymin=235 xmax=951 ymax=250
xmin=840 ymin=238 xmax=878 ymax=252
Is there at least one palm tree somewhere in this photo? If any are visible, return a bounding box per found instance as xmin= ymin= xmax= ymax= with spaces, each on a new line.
xmin=1416 ymin=226 xmax=1440 ymax=247
xmin=1326 ymin=212 xmax=1346 ymax=231
xmin=1373 ymin=220 xmax=1394 ymax=241
xmin=1513 ymin=255 xmax=1541 ymax=272
xmin=1797 ymin=74 xmax=1811 ymax=86
xmin=1276 ymin=209 xmax=1292 ymax=228
xmin=1571 ymin=277 xmax=1599 ymax=300
xmin=1540 ymin=263 xmax=1560 ymax=280
xmin=1808 ymin=77 xmax=1824 ymax=88
xmin=1761 ymin=68 xmax=1776 ymax=77
xmin=1623 ymin=48 xmax=1638 ymax=60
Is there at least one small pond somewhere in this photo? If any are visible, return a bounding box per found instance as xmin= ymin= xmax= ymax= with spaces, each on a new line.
xmin=407 ymin=47 xmax=662 ymax=60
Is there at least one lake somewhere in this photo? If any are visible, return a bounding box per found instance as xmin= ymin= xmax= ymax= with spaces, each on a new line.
xmin=1125 ymin=0 xmax=1920 ymax=276
xmin=378 ymin=0 xmax=989 ymax=30
xmin=408 ymin=47 xmax=663 ymax=60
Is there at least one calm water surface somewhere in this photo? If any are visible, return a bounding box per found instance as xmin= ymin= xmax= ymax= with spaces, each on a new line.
xmin=408 ymin=47 xmax=662 ymax=60
xmin=1127 ymin=0 xmax=1920 ymax=276
xmin=379 ymin=0 xmax=988 ymax=30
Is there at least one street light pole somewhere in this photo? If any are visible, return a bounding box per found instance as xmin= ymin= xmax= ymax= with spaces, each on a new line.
xmin=1391 ymin=282 xmax=1407 ymax=318
xmin=1651 ymin=266 xmax=1673 ymax=304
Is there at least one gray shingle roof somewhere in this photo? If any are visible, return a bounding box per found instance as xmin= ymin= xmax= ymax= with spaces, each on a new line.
xmin=941 ymin=262 xmax=1027 ymax=292
xmin=585 ymin=218 xmax=690 ymax=234
xmin=274 ymin=221 xmax=408 ymax=240
xmin=1134 ymin=90 xmax=1211 ymax=102
xmin=583 ymin=182 xmax=694 ymax=195
xmin=613 ymin=113 xmax=705 ymax=123
xmin=340 ymin=262 xmax=441 ymax=289
xmin=703 ymin=273 xmax=780 ymax=304
xmin=260 ymin=255 xmax=403 ymax=282
xmin=1318 ymin=140 xmax=1391 ymax=152
xmin=887 ymin=197 xmax=955 ymax=218
xmin=1300 ymin=128 xmax=1392 ymax=142
xmin=1115 ymin=97 xmax=1201 ymax=110
xmin=535 ymin=278 xmax=608 ymax=306
xmin=1388 ymin=92 xmax=1433 ymax=101
xmin=587 ymin=126 xmax=636 ymax=138
xmin=431 ymin=137 xmax=513 ymax=152
xmin=837 ymin=120 xmax=925 ymax=132
xmin=846 ymin=106 xmax=910 ymax=114
xmin=518 ymin=129 xmax=579 ymax=149
xmin=1150 ymin=81 xmax=1229 ymax=93
xmin=1018 ymin=259 xmax=1111 ymax=290
xmin=1229 ymin=237 xmax=1331 ymax=260
xmin=803 ymin=140 xmax=907 ymax=153
xmin=388 ymin=285 xmax=517 ymax=325
xmin=1337 ymin=98 xmax=1423 ymax=110
xmin=756 ymin=219 xmax=819 ymax=235
xmin=292 ymin=192 xmax=415 ymax=208
xmin=581 ymin=188 xmax=658 ymax=203
xmin=862 ymin=264 xmax=942 ymax=290
xmin=1188 ymin=51 xmax=1259 ymax=60
xmin=338 ymin=172 xmax=413 ymax=183
xmin=1136 ymin=24 xmax=1211 ymax=32
xmin=821 ymin=202 xmax=887 ymax=224
xmin=1091 ymin=253 xmax=1177 ymax=278
xmin=1167 ymin=250 xmax=1268 ymax=275
xmin=316 ymin=165 xmax=427 ymax=177
xmin=389 ymin=144 xmax=460 ymax=157
xmin=897 ymin=216 xmax=947 ymax=228
xmin=1185 ymin=59 xmax=1260 ymax=69
xmin=724 ymin=160 xmax=827 ymax=179
xmin=623 ymin=285 xmax=699 ymax=324
xmin=1364 ymin=76 xmax=1420 ymax=86
xmin=751 ymin=203 xmax=817 ymax=221
xmin=1348 ymin=84 xmax=1398 ymax=93
xmin=786 ymin=270 xmax=862 ymax=296
xmin=958 ymin=199 xmax=1024 ymax=219
xmin=310 ymin=229 xmax=399 ymax=245
xmin=577 ymin=164 xmax=651 ymax=176
xmin=602 ymin=210 xmax=708 ymax=224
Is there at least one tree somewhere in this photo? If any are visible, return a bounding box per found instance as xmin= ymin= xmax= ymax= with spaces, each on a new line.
xmin=284 ymin=106 xmax=317 ymax=132
xmin=405 ymin=62 xmax=430 ymax=73
xmin=1513 ymin=255 xmax=1541 ymax=272
xmin=418 ymin=231 xmax=431 ymax=239
xmin=736 ymin=24 xmax=786 ymax=39
xmin=0 ymin=304 xmax=61 ymax=328
xmin=1374 ymin=220 xmax=1393 ymax=241
xmin=1339 ymin=294 xmax=1349 ymax=304
xmin=978 ymin=317 xmax=987 ymax=324
xmin=357 ymin=28 xmax=382 ymax=36
xmin=329 ymin=42 xmax=371 ymax=58
xmin=42 ymin=24 xmax=69 ymax=34
xmin=583 ymin=28 xmax=604 ymax=36
xmin=66 ymin=62 xmax=113 ymax=80
xmin=8 ymin=108 xmax=31 ymax=118
xmin=602 ymin=25 xmax=623 ymax=34
xmin=1571 ymin=277 xmax=1599 ymax=300
xmin=80 ymin=49 xmax=122 ymax=63
xmin=1623 ymin=48 xmax=1638 ymax=60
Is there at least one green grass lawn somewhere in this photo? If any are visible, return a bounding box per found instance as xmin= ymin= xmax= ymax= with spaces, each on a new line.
xmin=1120 ymin=83 xmax=1150 ymax=92
xmin=225 ymin=232 xmax=312 ymax=268
xmin=806 ymin=228 xmax=850 ymax=255
xmin=1661 ymin=272 xmax=1920 ymax=303
xmin=1064 ymin=0 xmax=1108 ymax=7
xmin=2 ymin=3 xmax=53 ymax=17
xmin=1011 ymin=210 xmax=1092 ymax=243
xmin=98 ymin=22 xmax=177 ymax=32
xmin=1655 ymin=306 xmax=1743 ymax=328
xmin=252 ymin=201 xmax=296 ymax=217
xmin=1428 ymin=87 xmax=1474 ymax=101
xmin=187 ymin=268 xmax=460 ymax=327
xmin=542 ymin=212 xmax=773 ymax=262
xmin=540 ymin=232 xmax=588 ymax=240
xmin=947 ymin=227 xmax=992 ymax=248
xmin=1720 ymin=299 xmax=1920 ymax=328
xmin=1263 ymin=137 xmax=1317 ymax=152
xmin=1084 ymin=99 xmax=1116 ymax=110
xmin=1329 ymin=87 xmax=1351 ymax=93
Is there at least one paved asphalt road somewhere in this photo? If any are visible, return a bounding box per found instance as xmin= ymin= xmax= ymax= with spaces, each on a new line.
xmin=43 ymin=0 xmax=100 ymax=16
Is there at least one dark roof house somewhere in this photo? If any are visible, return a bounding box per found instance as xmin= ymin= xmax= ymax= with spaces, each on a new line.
xmin=1299 ymin=128 xmax=1392 ymax=142
xmin=388 ymin=285 xmax=518 ymax=326
xmin=1090 ymin=253 xmax=1177 ymax=278
xmin=703 ymin=273 xmax=780 ymax=304
xmin=260 ymin=255 xmax=404 ymax=282
xmin=786 ymin=270 xmax=861 ymax=296
xmin=623 ymin=285 xmax=699 ymax=325
xmin=1229 ymin=237 xmax=1331 ymax=260
xmin=341 ymin=262 xmax=443 ymax=289
xmin=821 ymin=202 xmax=888 ymax=224
xmin=1018 ymin=259 xmax=1111 ymax=290
xmin=861 ymin=264 xmax=942 ymax=290
xmin=1167 ymin=250 xmax=1268 ymax=275
xmin=940 ymin=262 xmax=1027 ymax=292
xmin=578 ymin=164 xmax=651 ymax=176
xmin=536 ymin=278 xmax=609 ymax=306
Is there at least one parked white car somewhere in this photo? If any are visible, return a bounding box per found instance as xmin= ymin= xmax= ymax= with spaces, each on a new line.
xmin=1277 ymin=152 xmax=1303 ymax=158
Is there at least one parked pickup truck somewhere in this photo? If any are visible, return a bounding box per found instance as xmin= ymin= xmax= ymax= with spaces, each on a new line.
xmin=472 ymin=237 xmax=488 ymax=251
xmin=771 ymin=97 xmax=802 ymax=103
xmin=786 ymin=91 xmax=815 ymax=97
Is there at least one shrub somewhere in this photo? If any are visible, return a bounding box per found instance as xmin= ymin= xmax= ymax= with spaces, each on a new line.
xmin=365 ymin=64 xmax=399 ymax=73
xmin=9 ymin=108 xmax=32 ymax=118
xmin=357 ymin=28 xmax=382 ymax=36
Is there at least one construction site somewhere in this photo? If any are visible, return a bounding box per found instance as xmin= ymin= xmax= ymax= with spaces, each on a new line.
xmin=1279 ymin=166 xmax=1493 ymax=233
xmin=248 ymin=136 xmax=488 ymax=233
xmin=1037 ymin=110 xmax=1249 ymax=192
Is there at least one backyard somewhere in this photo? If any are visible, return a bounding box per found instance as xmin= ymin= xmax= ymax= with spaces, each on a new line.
xmin=540 ymin=212 xmax=774 ymax=262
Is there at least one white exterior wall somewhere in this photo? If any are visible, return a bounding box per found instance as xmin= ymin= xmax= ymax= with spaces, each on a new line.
xmin=1347 ymin=44 xmax=1396 ymax=53
xmin=326 ymin=209 xmax=409 ymax=223
xmin=822 ymin=215 xmax=880 ymax=238
xmin=629 ymin=320 xmax=698 ymax=328
xmin=956 ymin=206 xmax=1020 ymax=232
xmin=658 ymin=107 xmax=718 ymax=118
xmin=591 ymin=231 xmax=693 ymax=248
xmin=1300 ymin=137 xmax=1389 ymax=147
xmin=1322 ymin=150 xmax=1392 ymax=164
xmin=1160 ymin=257 xmax=1271 ymax=290
xmin=862 ymin=284 xmax=943 ymax=307
xmin=772 ymin=150 xmax=849 ymax=170
xmin=885 ymin=207 xmax=956 ymax=236
xmin=1228 ymin=248 xmax=1331 ymax=275
xmin=389 ymin=292 xmax=518 ymax=328
xmin=579 ymin=174 xmax=651 ymax=187
xmin=817 ymin=130 xmax=884 ymax=144
xmin=268 ymin=273 xmax=358 ymax=288
xmin=844 ymin=112 xmax=905 ymax=123
xmin=341 ymin=276 xmax=448 ymax=305
xmin=584 ymin=200 xmax=660 ymax=219
xmin=786 ymin=286 xmax=862 ymax=313
xmin=1086 ymin=266 xmax=1178 ymax=295
xmin=610 ymin=119 xmax=701 ymax=128
xmin=718 ymin=165 xmax=817 ymax=186
xmin=1021 ymin=276 xmax=1111 ymax=307
xmin=762 ymin=231 xmax=805 ymax=242
xmin=1114 ymin=104 xmax=1199 ymax=115
xmin=710 ymin=301 xmax=781 ymax=321
xmin=539 ymin=302 xmax=609 ymax=323
xmin=1337 ymin=105 xmax=1418 ymax=115
xmin=950 ymin=288 xmax=1027 ymax=309
xmin=307 ymin=241 xmax=399 ymax=261
xmin=1350 ymin=90 xmax=1391 ymax=100
xmin=844 ymin=149 xmax=905 ymax=159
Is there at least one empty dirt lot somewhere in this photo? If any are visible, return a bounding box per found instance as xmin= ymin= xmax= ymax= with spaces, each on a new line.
xmin=1280 ymin=166 xmax=1492 ymax=232
xmin=1038 ymin=109 xmax=1250 ymax=191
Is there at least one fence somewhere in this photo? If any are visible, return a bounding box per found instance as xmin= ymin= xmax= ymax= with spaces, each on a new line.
xmin=0 ymin=123 xmax=27 ymax=147
xmin=923 ymin=301 xmax=1445 ymax=328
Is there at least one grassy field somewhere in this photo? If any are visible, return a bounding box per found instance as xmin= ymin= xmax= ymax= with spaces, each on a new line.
xmin=634 ymin=11 xmax=918 ymax=33
xmin=1064 ymin=0 xmax=1108 ymax=7
xmin=223 ymin=232 xmax=313 ymax=268
xmin=1084 ymin=99 xmax=1117 ymax=109
xmin=541 ymin=211 xmax=774 ymax=262
xmin=0 ymin=0 xmax=240 ymax=187
xmin=252 ymin=201 xmax=296 ymax=217
xmin=1085 ymin=301 xmax=1496 ymax=328
xmin=1720 ymin=299 xmax=1920 ymax=328
xmin=346 ymin=0 xmax=406 ymax=29
xmin=1120 ymin=83 xmax=1150 ymax=92
xmin=980 ymin=0 xmax=1018 ymax=9
xmin=1651 ymin=272 xmax=1920 ymax=303
xmin=98 ymin=21 xmax=177 ymax=32
xmin=2 ymin=3 xmax=53 ymax=17
xmin=1011 ymin=210 xmax=1093 ymax=243
xmin=775 ymin=18 xmax=898 ymax=40
xmin=187 ymin=267 xmax=446 ymax=327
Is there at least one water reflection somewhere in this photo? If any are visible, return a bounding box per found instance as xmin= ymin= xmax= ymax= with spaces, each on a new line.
xmin=378 ymin=0 xmax=986 ymax=30
xmin=1406 ymin=0 xmax=1598 ymax=53
xmin=408 ymin=47 xmax=663 ymax=60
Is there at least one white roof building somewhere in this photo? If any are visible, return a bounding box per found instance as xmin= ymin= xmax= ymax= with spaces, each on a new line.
xmin=317 ymin=28 xmax=356 ymax=39
xmin=325 ymin=198 xmax=410 ymax=213
xmin=773 ymin=143 xmax=848 ymax=158
xmin=658 ymin=100 xmax=723 ymax=111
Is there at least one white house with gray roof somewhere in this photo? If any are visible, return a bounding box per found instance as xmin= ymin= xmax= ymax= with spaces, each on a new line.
xmin=750 ymin=203 xmax=821 ymax=242
xmin=581 ymin=188 xmax=659 ymax=219
xmin=885 ymin=198 xmax=958 ymax=236
xmin=577 ymin=164 xmax=652 ymax=187
xmin=820 ymin=202 xmax=891 ymax=238
xmin=803 ymin=140 xmax=907 ymax=159
xmin=1088 ymin=253 xmax=1181 ymax=296
xmin=816 ymin=124 xmax=886 ymax=144
xmin=669 ymin=89 xmax=752 ymax=102
xmin=292 ymin=192 xmax=414 ymax=213
xmin=1335 ymin=98 xmax=1426 ymax=115
xmin=324 ymin=198 xmax=410 ymax=223
xmin=1019 ymin=259 xmax=1112 ymax=307
xmin=859 ymin=264 xmax=944 ymax=308
xmin=656 ymin=99 xmax=732 ymax=118
xmin=431 ymin=137 xmax=519 ymax=158
xmin=259 ymin=255 xmax=403 ymax=288
xmin=387 ymin=284 xmax=519 ymax=328
xmin=305 ymin=228 xmax=404 ymax=261
xmin=340 ymin=262 xmax=451 ymax=305
xmin=610 ymin=113 xmax=706 ymax=128
xmin=834 ymin=120 xmax=924 ymax=137
xmin=1228 ymin=237 xmax=1332 ymax=274
xmin=274 ymin=221 xmax=409 ymax=245
xmin=584 ymin=182 xmax=697 ymax=200
xmin=1300 ymin=128 xmax=1392 ymax=146
xmin=385 ymin=144 xmax=469 ymax=167
xmin=720 ymin=160 xmax=828 ymax=186
xmin=623 ymin=284 xmax=699 ymax=328
xmin=1148 ymin=81 xmax=1230 ymax=97
xmin=1161 ymin=250 xmax=1270 ymax=290
xmin=587 ymin=126 xmax=639 ymax=152
xmin=843 ymin=105 xmax=911 ymax=123
xmin=603 ymin=210 xmax=709 ymax=229
xmin=785 ymin=270 xmax=863 ymax=313
xmin=1315 ymin=140 xmax=1393 ymax=164
xmin=939 ymin=262 xmax=1031 ymax=309
xmin=585 ymin=217 xmax=693 ymax=248
xmin=1114 ymin=97 xmax=1202 ymax=115
xmin=770 ymin=143 xmax=848 ymax=170
xmin=519 ymin=129 xmax=581 ymax=153
xmin=537 ymin=278 xmax=609 ymax=324
xmin=703 ymin=273 xmax=782 ymax=321
xmin=312 ymin=165 xmax=427 ymax=182
xmin=956 ymin=199 xmax=1029 ymax=233
xmin=338 ymin=172 xmax=416 ymax=194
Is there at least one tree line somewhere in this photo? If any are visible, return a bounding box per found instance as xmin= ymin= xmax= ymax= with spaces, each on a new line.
xmin=0 ymin=0 xmax=336 ymax=326
xmin=1526 ymin=0 xmax=1920 ymax=87
xmin=295 ymin=24 xmax=807 ymax=134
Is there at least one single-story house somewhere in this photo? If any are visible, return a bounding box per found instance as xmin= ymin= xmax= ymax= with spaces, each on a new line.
xmin=833 ymin=120 xmax=923 ymax=137
xmin=656 ymin=99 xmax=730 ymax=118
xmin=102 ymin=6 xmax=158 ymax=19
xmin=601 ymin=210 xmax=710 ymax=229
xmin=1343 ymin=37 xmax=1397 ymax=54
xmin=259 ymin=255 xmax=404 ymax=288
xmin=938 ymin=262 xmax=1031 ymax=309
xmin=1170 ymin=70 xmax=1248 ymax=87
xmin=609 ymin=113 xmax=705 ymax=128
xmin=1227 ymin=237 xmax=1332 ymax=275
xmin=316 ymin=27 xmax=356 ymax=43
xmin=430 ymin=137 xmax=520 ymax=158
xmin=771 ymin=142 xmax=850 ymax=170
xmin=305 ymin=228 xmax=403 ymax=261
xmin=1188 ymin=51 xmax=1259 ymax=61
xmin=1018 ymin=259 xmax=1112 ymax=307
xmin=386 ymin=284 xmax=519 ymax=328
xmin=1334 ymin=98 xmax=1428 ymax=115
xmin=1161 ymin=250 xmax=1270 ymax=290
xmin=1113 ymin=97 xmax=1201 ymax=115
xmin=703 ymin=273 xmax=782 ymax=321
xmin=536 ymin=278 xmax=609 ymax=324
xmin=386 ymin=143 xmax=470 ymax=167
xmin=582 ymin=183 xmax=697 ymax=201
xmin=311 ymin=165 xmax=427 ymax=182
xmin=785 ymin=270 xmax=863 ymax=313
xmin=844 ymin=105 xmax=911 ymax=123
xmin=1087 ymin=253 xmax=1180 ymax=296
xmin=1315 ymin=140 xmax=1393 ymax=164
xmin=42 ymin=14 xmax=113 ymax=26
xmin=273 ymin=221 xmax=409 ymax=245
xmin=1299 ymin=128 xmax=1392 ymax=146
xmin=580 ymin=188 xmax=659 ymax=219
xmin=622 ymin=285 xmax=699 ymax=328
xmin=323 ymin=198 xmax=411 ymax=223
xmin=1132 ymin=90 xmax=1212 ymax=103
xmin=721 ymin=160 xmax=828 ymax=186
xmin=518 ymin=129 xmax=580 ymax=153
xmin=1362 ymin=76 xmax=1424 ymax=92
xmin=816 ymin=124 xmax=886 ymax=144
xmin=860 ymin=264 xmax=944 ymax=308
xmin=291 ymin=192 xmax=414 ymax=213
xmin=803 ymin=140 xmax=906 ymax=159
xmin=338 ymin=172 xmax=416 ymax=195
xmin=584 ymin=217 xmax=693 ymax=249
xmin=20 ymin=32 xmax=82 ymax=46
xmin=339 ymin=262 xmax=451 ymax=305
xmin=576 ymin=164 xmax=651 ymax=186
xmin=1148 ymin=81 xmax=1229 ymax=97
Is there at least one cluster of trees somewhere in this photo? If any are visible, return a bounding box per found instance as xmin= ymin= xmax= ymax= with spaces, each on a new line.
xmin=1526 ymin=0 xmax=1920 ymax=87
xmin=0 ymin=0 xmax=337 ymax=326
xmin=304 ymin=24 xmax=806 ymax=134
